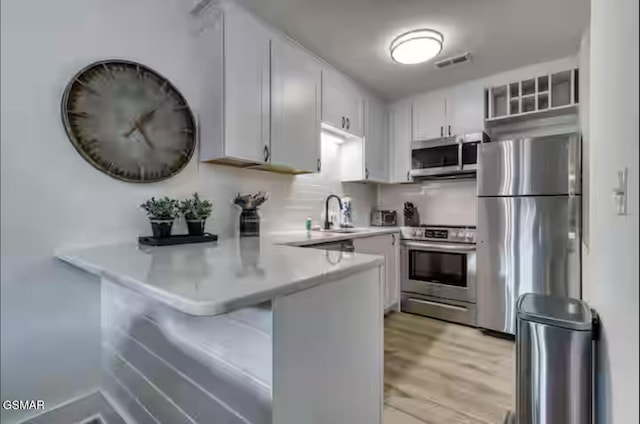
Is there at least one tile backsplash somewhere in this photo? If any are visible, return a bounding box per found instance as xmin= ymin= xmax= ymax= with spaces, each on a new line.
xmin=197 ymin=131 xmax=377 ymax=237
xmin=198 ymin=133 xmax=478 ymax=235
xmin=377 ymin=179 xmax=477 ymax=226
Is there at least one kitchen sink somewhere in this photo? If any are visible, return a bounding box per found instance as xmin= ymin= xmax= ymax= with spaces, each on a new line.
xmin=316 ymin=228 xmax=366 ymax=234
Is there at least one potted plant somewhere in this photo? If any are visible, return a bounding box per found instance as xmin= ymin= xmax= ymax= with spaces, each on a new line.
xmin=140 ymin=196 xmax=179 ymax=238
xmin=180 ymin=193 xmax=213 ymax=236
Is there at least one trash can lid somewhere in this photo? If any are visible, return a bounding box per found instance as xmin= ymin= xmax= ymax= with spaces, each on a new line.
xmin=517 ymin=293 xmax=593 ymax=331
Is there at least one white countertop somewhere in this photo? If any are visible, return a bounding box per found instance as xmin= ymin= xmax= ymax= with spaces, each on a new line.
xmin=55 ymin=230 xmax=395 ymax=316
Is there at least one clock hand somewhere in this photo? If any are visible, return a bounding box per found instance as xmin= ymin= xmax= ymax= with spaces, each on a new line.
xmin=135 ymin=123 xmax=155 ymax=150
xmin=122 ymin=103 xmax=161 ymax=138
xmin=123 ymin=124 xmax=137 ymax=138
xmin=137 ymin=104 xmax=160 ymax=126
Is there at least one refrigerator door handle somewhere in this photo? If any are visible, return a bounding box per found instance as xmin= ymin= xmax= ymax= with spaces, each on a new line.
xmin=568 ymin=135 xmax=579 ymax=196
xmin=567 ymin=195 xmax=579 ymax=252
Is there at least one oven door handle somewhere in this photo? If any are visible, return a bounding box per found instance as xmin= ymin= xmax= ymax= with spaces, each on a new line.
xmin=401 ymin=241 xmax=476 ymax=252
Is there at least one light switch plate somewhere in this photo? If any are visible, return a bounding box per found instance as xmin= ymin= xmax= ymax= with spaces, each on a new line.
xmin=612 ymin=167 xmax=628 ymax=215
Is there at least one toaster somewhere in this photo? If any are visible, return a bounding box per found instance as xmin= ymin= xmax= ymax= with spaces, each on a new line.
xmin=370 ymin=210 xmax=398 ymax=227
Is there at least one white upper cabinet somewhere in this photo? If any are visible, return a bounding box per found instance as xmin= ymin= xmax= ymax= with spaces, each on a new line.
xmin=389 ymin=99 xmax=413 ymax=183
xmin=322 ymin=68 xmax=364 ymax=136
xmin=364 ymin=96 xmax=389 ymax=182
xmin=412 ymin=84 xmax=485 ymax=141
xmin=450 ymin=81 xmax=485 ymax=135
xmin=412 ymin=89 xmax=448 ymax=141
xmin=197 ymin=4 xmax=271 ymax=164
xmin=223 ymin=6 xmax=271 ymax=162
xmin=270 ymin=36 xmax=322 ymax=173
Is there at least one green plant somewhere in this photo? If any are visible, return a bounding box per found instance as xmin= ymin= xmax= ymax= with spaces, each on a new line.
xmin=140 ymin=197 xmax=179 ymax=220
xmin=180 ymin=193 xmax=213 ymax=221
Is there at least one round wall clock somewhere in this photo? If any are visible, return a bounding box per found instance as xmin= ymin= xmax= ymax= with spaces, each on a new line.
xmin=61 ymin=59 xmax=196 ymax=183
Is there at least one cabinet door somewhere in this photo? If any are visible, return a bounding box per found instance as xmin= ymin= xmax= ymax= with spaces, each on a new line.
xmin=412 ymin=90 xmax=447 ymax=141
xmin=389 ymin=100 xmax=413 ymax=183
xmin=353 ymin=235 xmax=388 ymax=309
xmin=364 ymin=97 xmax=388 ymax=182
xmin=322 ymin=69 xmax=364 ymax=136
xmin=224 ymin=5 xmax=271 ymax=162
xmin=449 ymin=81 xmax=485 ymax=135
xmin=271 ymin=37 xmax=321 ymax=172
xmin=353 ymin=234 xmax=400 ymax=311
xmin=386 ymin=233 xmax=400 ymax=311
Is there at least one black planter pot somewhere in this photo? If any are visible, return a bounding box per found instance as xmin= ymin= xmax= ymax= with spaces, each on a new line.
xmin=186 ymin=219 xmax=206 ymax=236
xmin=239 ymin=209 xmax=260 ymax=237
xmin=149 ymin=219 xmax=174 ymax=238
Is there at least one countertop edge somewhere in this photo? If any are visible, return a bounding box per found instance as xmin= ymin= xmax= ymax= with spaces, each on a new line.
xmin=56 ymin=246 xmax=385 ymax=316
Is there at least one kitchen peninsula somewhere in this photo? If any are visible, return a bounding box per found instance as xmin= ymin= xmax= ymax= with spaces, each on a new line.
xmin=56 ymin=236 xmax=385 ymax=424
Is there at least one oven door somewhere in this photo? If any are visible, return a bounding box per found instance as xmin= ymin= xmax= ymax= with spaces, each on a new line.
xmin=410 ymin=138 xmax=461 ymax=177
xmin=401 ymin=241 xmax=476 ymax=302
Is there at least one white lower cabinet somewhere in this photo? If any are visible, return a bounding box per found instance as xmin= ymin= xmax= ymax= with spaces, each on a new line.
xmin=353 ymin=233 xmax=401 ymax=312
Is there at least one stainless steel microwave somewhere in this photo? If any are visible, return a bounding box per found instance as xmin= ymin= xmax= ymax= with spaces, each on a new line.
xmin=410 ymin=132 xmax=489 ymax=179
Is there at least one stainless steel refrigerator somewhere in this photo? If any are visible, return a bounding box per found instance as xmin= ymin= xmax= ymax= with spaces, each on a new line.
xmin=477 ymin=133 xmax=581 ymax=334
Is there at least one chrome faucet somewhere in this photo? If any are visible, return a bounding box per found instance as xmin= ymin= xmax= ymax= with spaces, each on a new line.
xmin=324 ymin=194 xmax=343 ymax=230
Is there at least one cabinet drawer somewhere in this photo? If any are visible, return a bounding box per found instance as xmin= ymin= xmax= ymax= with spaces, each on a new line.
xmin=401 ymin=293 xmax=476 ymax=327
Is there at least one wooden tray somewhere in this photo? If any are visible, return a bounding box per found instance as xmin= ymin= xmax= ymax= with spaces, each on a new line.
xmin=138 ymin=233 xmax=218 ymax=247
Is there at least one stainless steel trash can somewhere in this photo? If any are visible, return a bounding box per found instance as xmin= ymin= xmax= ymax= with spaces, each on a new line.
xmin=515 ymin=293 xmax=597 ymax=424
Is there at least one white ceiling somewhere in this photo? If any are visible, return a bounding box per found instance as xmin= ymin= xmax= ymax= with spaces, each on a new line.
xmin=235 ymin=0 xmax=590 ymax=100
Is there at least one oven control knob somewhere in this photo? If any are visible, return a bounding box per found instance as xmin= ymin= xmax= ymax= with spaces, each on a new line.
xmin=465 ymin=232 xmax=474 ymax=241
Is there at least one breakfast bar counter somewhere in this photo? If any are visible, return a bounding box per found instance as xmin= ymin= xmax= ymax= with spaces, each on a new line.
xmin=55 ymin=236 xmax=385 ymax=424
xmin=56 ymin=237 xmax=384 ymax=316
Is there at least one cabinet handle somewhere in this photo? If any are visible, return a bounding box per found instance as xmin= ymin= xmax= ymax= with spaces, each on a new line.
xmin=392 ymin=234 xmax=396 ymax=245
xmin=263 ymin=145 xmax=270 ymax=162
xmin=365 ymin=167 xmax=369 ymax=180
xmin=406 ymin=171 xmax=410 ymax=181
xmin=448 ymin=125 xmax=451 ymax=137
xmin=317 ymin=158 xmax=321 ymax=172
xmin=346 ymin=118 xmax=350 ymax=130
xmin=341 ymin=116 xmax=345 ymax=129
xmin=440 ymin=126 xmax=443 ymax=137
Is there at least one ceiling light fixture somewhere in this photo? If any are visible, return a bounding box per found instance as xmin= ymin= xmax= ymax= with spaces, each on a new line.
xmin=390 ymin=29 xmax=444 ymax=65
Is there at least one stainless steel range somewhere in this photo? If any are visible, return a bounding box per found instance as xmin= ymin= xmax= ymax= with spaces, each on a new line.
xmin=400 ymin=225 xmax=477 ymax=326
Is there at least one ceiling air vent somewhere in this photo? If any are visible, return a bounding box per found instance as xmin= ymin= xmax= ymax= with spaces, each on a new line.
xmin=435 ymin=53 xmax=471 ymax=69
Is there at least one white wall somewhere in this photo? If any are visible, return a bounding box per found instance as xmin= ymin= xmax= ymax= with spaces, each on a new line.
xmin=378 ymin=180 xmax=477 ymax=226
xmin=587 ymin=0 xmax=639 ymax=422
xmin=0 ymin=3 xmax=376 ymax=422
xmin=0 ymin=1 xmax=202 ymax=422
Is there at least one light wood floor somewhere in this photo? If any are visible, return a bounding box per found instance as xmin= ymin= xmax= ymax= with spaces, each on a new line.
xmin=383 ymin=313 xmax=515 ymax=424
